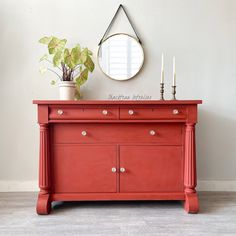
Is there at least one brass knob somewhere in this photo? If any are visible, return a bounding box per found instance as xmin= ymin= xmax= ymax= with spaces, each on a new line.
xmin=102 ymin=110 xmax=108 ymax=115
xmin=111 ymin=167 xmax=117 ymax=173
xmin=81 ymin=131 xmax=87 ymax=136
xmin=128 ymin=110 xmax=134 ymax=115
xmin=150 ymin=130 xmax=156 ymax=136
xmin=57 ymin=109 xmax=63 ymax=115
xmin=120 ymin=167 xmax=126 ymax=173
xmin=173 ymin=109 xmax=179 ymax=115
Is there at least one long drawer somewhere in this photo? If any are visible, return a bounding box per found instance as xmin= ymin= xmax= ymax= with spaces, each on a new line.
xmin=120 ymin=107 xmax=186 ymax=120
xmin=49 ymin=106 xmax=119 ymax=120
xmin=52 ymin=123 xmax=183 ymax=145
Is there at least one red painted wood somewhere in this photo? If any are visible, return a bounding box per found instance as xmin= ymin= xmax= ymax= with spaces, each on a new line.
xmin=119 ymin=146 xmax=183 ymax=192
xmin=184 ymin=123 xmax=199 ymax=213
xmin=34 ymin=100 xmax=201 ymax=214
xmin=51 ymin=192 xmax=185 ymax=201
xmin=52 ymin=123 xmax=182 ymax=145
xmin=33 ymin=100 xmax=202 ymax=105
xmin=52 ymin=145 xmax=117 ymax=193
xmin=120 ymin=107 xmax=186 ymax=120
xmin=49 ymin=106 xmax=119 ymax=120
xmin=37 ymin=105 xmax=48 ymax=124
xmin=36 ymin=124 xmax=51 ymax=215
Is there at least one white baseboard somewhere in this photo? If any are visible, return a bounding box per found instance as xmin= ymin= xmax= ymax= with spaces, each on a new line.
xmin=0 ymin=181 xmax=38 ymax=192
xmin=197 ymin=180 xmax=236 ymax=191
xmin=0 ymin=180 xmax=236 ymax=192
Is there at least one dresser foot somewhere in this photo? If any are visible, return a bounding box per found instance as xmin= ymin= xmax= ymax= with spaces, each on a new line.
xmin=184 ymin=192 xmax=199 ymax=214
xmin=36 ymin=194 xmax=51 ymax=215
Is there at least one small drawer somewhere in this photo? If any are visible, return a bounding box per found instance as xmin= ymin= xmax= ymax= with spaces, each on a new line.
xmin=120 ymin=107 xmax=186 ymax=120
xmin=53 ymin=123 xmax=183 ymax=145
xmin=49 ymin=106 xmax=119 ymax=120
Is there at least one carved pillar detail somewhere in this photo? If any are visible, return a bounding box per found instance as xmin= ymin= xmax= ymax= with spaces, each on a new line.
xmin=184 ymin=123 xmax=197 ymax=194
xmin=39 ymin=124 xmax=50 ymax=194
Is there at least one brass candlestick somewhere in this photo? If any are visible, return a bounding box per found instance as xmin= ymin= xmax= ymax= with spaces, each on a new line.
xmin=160 ymin=83 xmax=164 ymax=100
xmin=172 ymin=85 xmax=177 ymax=100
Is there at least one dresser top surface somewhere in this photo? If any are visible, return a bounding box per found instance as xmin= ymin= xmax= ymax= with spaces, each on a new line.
xmin=33 ymin=100 xmax=202 ymax=105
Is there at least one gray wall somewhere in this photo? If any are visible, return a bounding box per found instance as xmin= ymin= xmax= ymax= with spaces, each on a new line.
xmin=0 ymin=0 xmax=236 ymax=188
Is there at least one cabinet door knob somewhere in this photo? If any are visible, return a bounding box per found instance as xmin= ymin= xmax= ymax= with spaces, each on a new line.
xmin=173 ymin=109 xmax=179 ymax=115
xmin=120 ymin=167 xmax=126 ymax=173
xmin=102 ymin=110 xmax=108 ymax=115
xmin=81 ymin=131 xmax=87 ymax=136
xmin=150 ymin=130 xmax=156 ymax=136
xmin=57 ymin=109 xmax=63 ymax=115
xmin=128 ymin=110 xmax=134 ymax=115
xmin=111 ymin=167 xmax=117 ymax=173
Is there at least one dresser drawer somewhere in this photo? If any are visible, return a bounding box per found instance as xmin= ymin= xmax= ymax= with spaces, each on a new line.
xmin=49 ymin=106 xmax=119 ymax=120
xmin=52 ymin=123 xmax=183 ymax=145
xmin=120 ymin=107 xmax=186 ymax=120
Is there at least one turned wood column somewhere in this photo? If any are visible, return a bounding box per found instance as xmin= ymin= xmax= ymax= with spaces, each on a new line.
xmin=184 ymin=123 xmax=197 ymax=194
xmin=39 ymin=124 xmax=50 ymax=195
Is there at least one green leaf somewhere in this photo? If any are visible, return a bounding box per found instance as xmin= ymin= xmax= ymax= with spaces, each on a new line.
xmin=74 ymin=85 xmax=81 ymax=100
xmin=75 ymin=68 xmax=89 ymax=86
xmin=84 ymin=56 xmax=94 ymax=72
xmin=71 ymin=46 xmax=81 ymax=65
xmin=53 ymin=50 xmax=63 ymax=66
xmin=39 ymin=36 xmax=52 ymax=45
xmin=48 ymin=37 xmax=67 ymax=54
xmin=64 ymin=48 xmax=74 ymax=69
xmin=79 ymin=48 xmax=88 ymax=64
xmin=39 ymin=54 xmax=48 ymax=62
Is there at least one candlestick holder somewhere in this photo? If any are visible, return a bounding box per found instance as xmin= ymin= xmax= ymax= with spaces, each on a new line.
xmin=171 ymin=85 xmax=177 ymax=100
xmin=160 ymin=83 xmax=165 ymax=100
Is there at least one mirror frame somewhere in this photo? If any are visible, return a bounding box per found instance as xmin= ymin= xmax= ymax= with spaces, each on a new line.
xmin=97 ymin=33 xmax=144 ymax=81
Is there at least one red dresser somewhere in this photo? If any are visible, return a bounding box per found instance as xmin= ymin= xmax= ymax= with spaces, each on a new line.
xmin=33 ymin=100 xmax=202 ymax=214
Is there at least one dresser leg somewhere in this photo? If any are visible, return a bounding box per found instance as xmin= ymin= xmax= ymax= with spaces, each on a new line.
xmin=184 ymin=192 xmax=199 ymax=213
xmin=36 ymin=193 xmax=51 ymax=215
xmin=37 ymin=124 xmax=51 ymax=215
xmin=184 ymin=123 xmax=199 ymax=213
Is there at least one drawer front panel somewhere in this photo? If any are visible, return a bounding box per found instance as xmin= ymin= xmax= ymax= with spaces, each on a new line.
xmin=52 ymin=123 xmax=182 ymax=145
xmin=49 ymin=106 xmax=119 ymax=120
xmin=120 ymin=146 xmax=184 ymax=192
xmin=53 ymin=145 xmax=117 ymax=193
xmin=120 ymin=107 xmax=186 ymax=120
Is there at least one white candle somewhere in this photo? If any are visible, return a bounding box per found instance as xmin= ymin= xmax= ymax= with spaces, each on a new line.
xmin=173 ymin=56 xmax=176 ymax=86
xmin=161 ymin=53 xmax=164 ymax=83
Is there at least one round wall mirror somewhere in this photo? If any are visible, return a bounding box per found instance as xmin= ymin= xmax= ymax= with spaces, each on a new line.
xmin=97 ymin=34 xmax=144 ymax=81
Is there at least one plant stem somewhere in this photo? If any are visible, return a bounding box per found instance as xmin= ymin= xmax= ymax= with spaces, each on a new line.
xmin=45 ymin=59 xmax=63 ymax=71
xmin=47 ymin=68 xmax=62 ymax=80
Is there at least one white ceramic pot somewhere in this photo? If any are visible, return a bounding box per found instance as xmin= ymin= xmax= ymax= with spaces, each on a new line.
xmin=58 ymin=81 xmax=76 ymax=100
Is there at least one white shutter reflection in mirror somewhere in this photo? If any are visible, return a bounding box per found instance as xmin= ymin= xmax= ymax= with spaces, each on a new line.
xmin=98 ymin=34 xmax=144 ymax=81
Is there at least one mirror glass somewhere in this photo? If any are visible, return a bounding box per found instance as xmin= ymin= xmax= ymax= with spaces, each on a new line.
xmin=98 ymin=34 xmax=144 ymax=80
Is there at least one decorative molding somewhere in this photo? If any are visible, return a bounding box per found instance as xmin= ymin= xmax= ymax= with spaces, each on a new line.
xmin=0 ymin=180 xmax=236 ymax=192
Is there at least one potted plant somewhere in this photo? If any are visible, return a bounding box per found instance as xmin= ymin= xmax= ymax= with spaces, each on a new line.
xmin=39 ymin=36 xmax=95 ymax=100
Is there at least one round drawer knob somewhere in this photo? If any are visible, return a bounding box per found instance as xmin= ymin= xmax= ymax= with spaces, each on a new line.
xmin=128 ymin=110 xmax=134 ymax=115
xmin=111 ymin=167 xmax=117 ymax=173
xmin=173 ymin=109 xmax=179 ymax=115
xmin=57 ymin=109 xmax=63 ymax=115
xmin=150 ymin=130 xmax=156 ymax=136
xmin=120 ymin=167 xmax=126 ymax=173
xmin=102 ymin=110 xmax=108 ymax=115
xmin=81 ymin=131 xmax=87 ymax=136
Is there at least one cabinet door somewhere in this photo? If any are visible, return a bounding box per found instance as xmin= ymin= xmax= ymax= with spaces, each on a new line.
xmin=120 ymin=146 xmax=183 ymax=192
xmin=53 ymin=145 xmax=117 ymax=193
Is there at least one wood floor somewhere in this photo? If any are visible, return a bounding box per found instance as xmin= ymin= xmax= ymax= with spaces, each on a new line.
xmin=0 ymin=192 xmax=236 ymax=236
